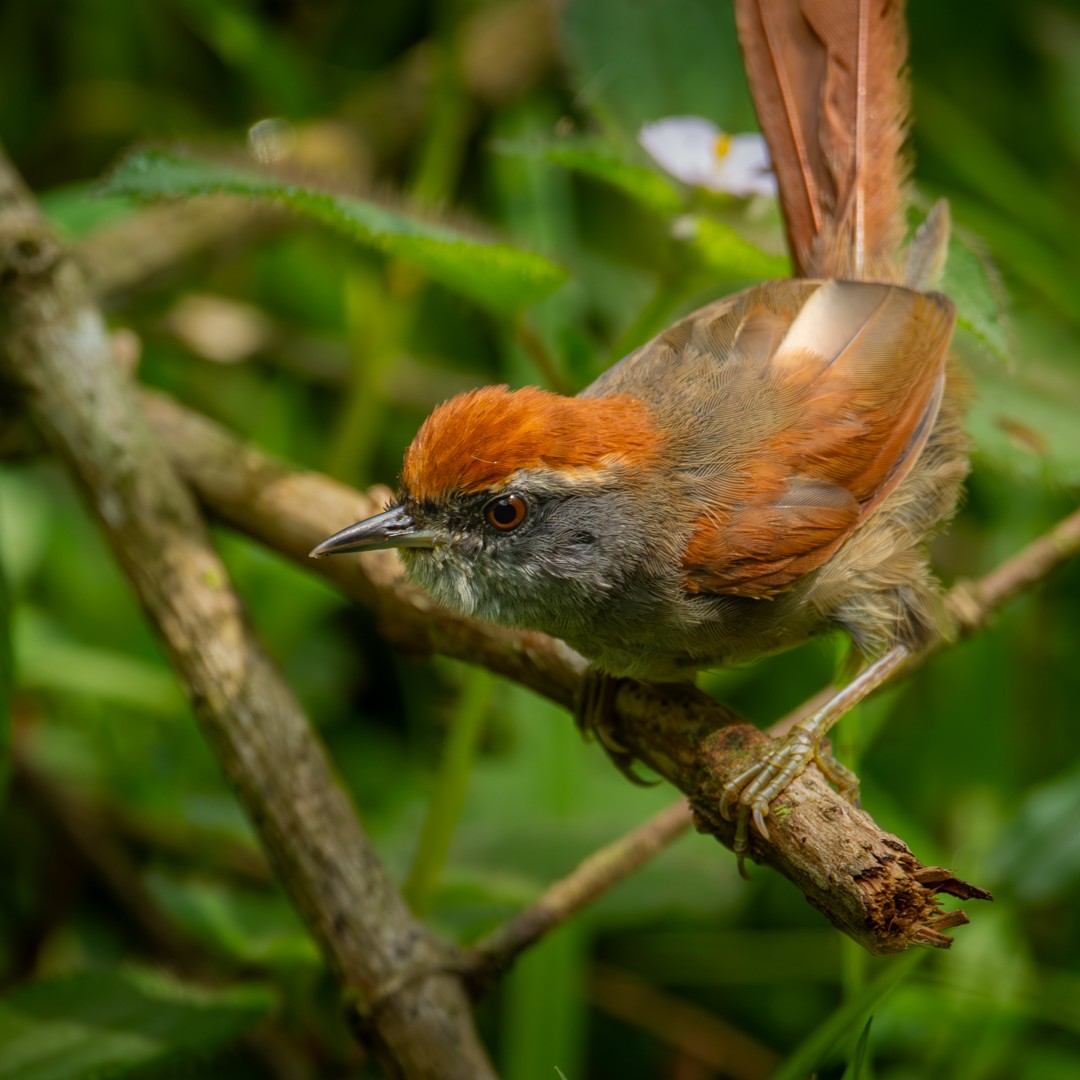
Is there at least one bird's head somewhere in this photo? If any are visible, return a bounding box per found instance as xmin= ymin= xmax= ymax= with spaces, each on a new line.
xmin=310 ymin=385 xmax=663 ymax=636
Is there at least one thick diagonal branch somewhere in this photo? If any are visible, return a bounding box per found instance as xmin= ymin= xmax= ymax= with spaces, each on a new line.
xmin=0 ymin=148 xmax=494 ymax=1080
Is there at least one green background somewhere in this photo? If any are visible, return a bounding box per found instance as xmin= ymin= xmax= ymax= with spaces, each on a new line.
xmin=2 ymin=1 xmax=1080 ymax=1077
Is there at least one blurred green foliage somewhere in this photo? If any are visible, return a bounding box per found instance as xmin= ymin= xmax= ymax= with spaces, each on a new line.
xmin=1 ymin=0 xmax=1080 ymax=1077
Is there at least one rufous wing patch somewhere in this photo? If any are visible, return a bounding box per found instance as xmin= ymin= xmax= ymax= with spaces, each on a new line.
xmin=681 ymin=282 xmax=955 ymax=599
xmin=683 ymin=478 xmax=861 ymax=598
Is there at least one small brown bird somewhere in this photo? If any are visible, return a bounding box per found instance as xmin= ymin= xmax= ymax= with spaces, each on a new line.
xmin=311 ymin=0 xmax=969 ymax=857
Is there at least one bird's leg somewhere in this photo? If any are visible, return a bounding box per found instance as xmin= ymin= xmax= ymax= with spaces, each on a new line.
xmin=576 ymin=668 xmax=657 ymax=786
xmin=813 ymin=745 xmax=861 ymax=803
xmin=720 ymin=644 xmax=912 ymax=858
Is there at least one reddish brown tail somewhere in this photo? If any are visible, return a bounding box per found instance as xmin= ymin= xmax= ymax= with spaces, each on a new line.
xmin=735 ymin=0 xmax=910 ymax=282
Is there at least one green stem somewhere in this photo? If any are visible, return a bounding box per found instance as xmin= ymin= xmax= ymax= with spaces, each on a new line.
xmin=0 ymin=488 xmax=11 ymax=804
xmin=403 ymin=668 xmax=494 ymax=914
xmin=322 ymin=265 xmax=396 ymax=485
xmin=327 ymin=13 xmax=474 ymax=483
xmin=410 ymin=39 xmax=471 ymax=209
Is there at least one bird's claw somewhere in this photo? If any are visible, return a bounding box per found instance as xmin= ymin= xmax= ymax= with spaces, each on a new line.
xmin=719 ymin=727 xmax=820 ymax=876
xmin=576 ymin=670 xmax=657 ymax=787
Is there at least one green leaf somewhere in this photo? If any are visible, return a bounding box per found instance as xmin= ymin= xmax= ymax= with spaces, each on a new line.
xmin=943 ymin=231 xmax=1009 ymax=362
xmin=145 ymin=872 xmax=321 ymax=971
xmin=989 ymin=765 xmax=1080 ymax=902
xmin=99 ymin=149 xmax=568 ymax=314
xmin=682 ymin=215 xmax=790 ymax=280
xmin=562 ymin=0 xmax=756 ymax=138
xmin=0 ymin=968 xmax=273 ymax=1080
xmin=15 ymin=607 xmax=185 ymax=716
xmin=40 ymin=182 xmax=134 ymax=240
xmin=499 ymin=139 xmax=684 ymax=216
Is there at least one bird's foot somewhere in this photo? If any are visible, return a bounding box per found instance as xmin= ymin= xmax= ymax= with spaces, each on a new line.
xmin=576 ymin=669 xmax=657 ymax=787
xmin=814 ymin=745 xmax=861 ymax=805
xmin=719 ymin=726 xmax=859 ymax=878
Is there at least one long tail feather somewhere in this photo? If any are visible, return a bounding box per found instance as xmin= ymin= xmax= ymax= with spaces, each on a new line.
xmin=735 ymin=0 xmax=910 ymax=281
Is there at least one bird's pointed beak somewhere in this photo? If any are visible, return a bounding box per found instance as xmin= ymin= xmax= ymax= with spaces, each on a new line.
xmin=309 ymin=505 xmax=437 ymax=558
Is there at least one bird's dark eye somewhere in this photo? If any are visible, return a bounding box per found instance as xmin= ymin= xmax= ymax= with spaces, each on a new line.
xmin=484 ymin=493 xmax=527 ymax=531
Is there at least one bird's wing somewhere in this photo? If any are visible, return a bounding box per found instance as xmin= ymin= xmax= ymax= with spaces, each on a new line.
xmin=673 ymin=279 xmax=954 ymax=598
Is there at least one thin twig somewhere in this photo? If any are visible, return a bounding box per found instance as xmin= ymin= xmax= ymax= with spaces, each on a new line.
xmin=468 ymin=799 xmax=694 ymax=983
xmin=952 ymin=507 xmax=1080 ymax=623
xmin=0 ymin=146 xmax=494 ymax=1080
xmin=18 ymin=195 xmax=1080 ymax=961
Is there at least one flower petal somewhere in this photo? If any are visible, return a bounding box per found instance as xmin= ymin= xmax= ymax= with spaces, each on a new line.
xmin=639 ymin=116 xmax=776 ymax=198
xmin=639 ymin=116 xmax=724 ymax=188
xmin=712 ymin=133 xmax=778 ymax=198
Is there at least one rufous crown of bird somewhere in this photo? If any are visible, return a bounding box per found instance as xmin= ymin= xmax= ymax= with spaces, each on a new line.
xmin=311 ymin=0 xmax=970 ymax=867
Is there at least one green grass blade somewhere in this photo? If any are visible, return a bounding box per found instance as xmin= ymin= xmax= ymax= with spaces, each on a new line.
xmin=403 ymin=669 xmax=494 ymax=915
xmin=841 ymin=1015 xmax=874 ymax=1080
xmin=771 ymin=951 xmax=925 ymax=1080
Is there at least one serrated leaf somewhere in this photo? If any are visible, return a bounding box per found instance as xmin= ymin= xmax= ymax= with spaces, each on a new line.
xmin=944 ymin=233 xmax=1009 ymax=362
xmin=0 ymin=969 xmax=273 ymax=1080
xmin=39 ymin=183 xmax=134 ymax=240
xmin=99 ymin=149 xmax=568 ymax=314
xmin=500 ymin=139 xmax=684 ymax=216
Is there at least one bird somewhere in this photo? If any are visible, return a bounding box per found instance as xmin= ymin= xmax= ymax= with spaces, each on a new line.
xmin=310 ymin=0 xmax=969 ymax=862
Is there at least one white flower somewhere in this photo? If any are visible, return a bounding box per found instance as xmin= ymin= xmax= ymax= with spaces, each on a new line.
xmin=638 ymin=116 xmax=777 ymax=198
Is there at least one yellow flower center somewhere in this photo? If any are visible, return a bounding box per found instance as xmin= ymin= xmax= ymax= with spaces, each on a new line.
xmin=713 ymin=132 xmax=732 ymax=161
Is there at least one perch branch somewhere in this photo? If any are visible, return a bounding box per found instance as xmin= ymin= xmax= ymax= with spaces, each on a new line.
xmin=135 ymin=393 xmax=1013 ymax=955
xmin=464 ymin=507 xmax=1080 ymax=967
xmin=0 ymin=146 xmax=494 ymax=1080
xmin=771 ymin=506 xmax=1080 ymax=734
xmin=949 ymin=508 xmax=1080 ymax=626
